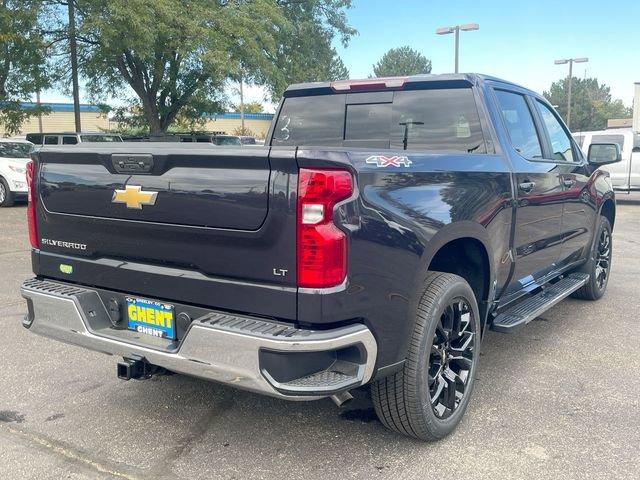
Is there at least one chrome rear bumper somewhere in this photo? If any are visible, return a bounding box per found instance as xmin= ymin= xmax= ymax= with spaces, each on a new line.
xmin=21 ymin=278 xmax=377 ymax=400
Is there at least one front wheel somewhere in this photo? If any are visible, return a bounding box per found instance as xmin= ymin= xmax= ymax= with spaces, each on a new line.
xmin=572 ymin=216 xmax=612 ymax=301
xmin=371 ymin=272 xmax=481 ymax=441
xmin=0 ymin=178 xmax=15 ymax=207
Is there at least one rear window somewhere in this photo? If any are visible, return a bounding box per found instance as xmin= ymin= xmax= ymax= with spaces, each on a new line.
xmin=591 ymin=135 xmax=625 ymax=150
xmin=26 ymin=134 xmax=43 ymax=144
xmin=272 ymin=88 xmax=487 ymax=153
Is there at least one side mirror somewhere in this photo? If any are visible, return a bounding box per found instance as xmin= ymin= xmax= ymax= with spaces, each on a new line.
xmin=588 ymin=143 xmax=622 ymax=166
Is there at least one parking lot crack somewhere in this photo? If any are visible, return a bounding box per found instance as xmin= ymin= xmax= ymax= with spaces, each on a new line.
xmin=0 ymin=423 xmax=145 ymax=480
xmin=146 ymin=395 xmax=235 ymax=479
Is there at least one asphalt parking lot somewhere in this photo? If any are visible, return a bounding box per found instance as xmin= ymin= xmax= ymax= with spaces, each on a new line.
xmin=0 ymin=202 xmax=639 ymax=480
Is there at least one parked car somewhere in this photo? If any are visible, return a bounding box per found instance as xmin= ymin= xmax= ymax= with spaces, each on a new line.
xmin=25 ymin=132 xmax=123 ymax=145
xmin=21 ymin=74 xmax=620 ymax=441
xmin=0 ymin=138 xmax=33 ymax=207
xmin=239 ymin=135 xmax=257 ymax=145
xmin=573 ymin=128 xmax=640 ymax=190
xmin=131 ymin=133 xmax=241 ymax=146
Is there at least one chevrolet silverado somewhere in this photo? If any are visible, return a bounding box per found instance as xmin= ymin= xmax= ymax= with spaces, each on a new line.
xmin=21 ymin=74 xmax=621 ymax=440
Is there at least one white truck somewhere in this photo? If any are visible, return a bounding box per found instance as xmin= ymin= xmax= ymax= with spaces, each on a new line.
xmin=0 ymin=139 xmax=34 ymax=207
xmin=574 ymin=128 xmax=640 ymax=190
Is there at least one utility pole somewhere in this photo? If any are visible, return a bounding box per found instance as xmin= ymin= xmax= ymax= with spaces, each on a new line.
xmin=454 ymin=27 xmax=460 ymax=74
xmin=436 ymin=23 xmax=479 ymax=73
xmin=554 ymin=57 xmax=589 ymax=129
xmin=68 ymin=0 xmax=81 ymax=132
xmin=634 ymin=82 xmax=640 ymax=134
xmin=239 ymin=73 xmax=245 ymax=132
xmin=36 ymin=91 xmax=43 ymax=134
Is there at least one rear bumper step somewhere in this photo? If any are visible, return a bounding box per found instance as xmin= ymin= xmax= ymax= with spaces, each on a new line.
xmin=491 ymin=273 xmax=590 ymax=333
xmin=20 ymin=278 xmax=377 ymax=400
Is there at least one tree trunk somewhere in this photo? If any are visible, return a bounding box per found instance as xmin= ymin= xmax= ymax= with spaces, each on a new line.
xmin=239 ymin=74 xmax=245 ymax=132
xmin=68 ymin=0 xmax=82 ymax=132
xmin=36 ymin=90 xmax=43 ymax=133
xmin=140 ymin=95 xmax=163 ymax=135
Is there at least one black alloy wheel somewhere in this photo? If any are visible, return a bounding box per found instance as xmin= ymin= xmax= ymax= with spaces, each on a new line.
xmin=428 ymin=299 xmax=476 ymax=419
xmin=594 ymin=227 xmax=611 ymax=290
xmin=572 ymin=216 xmax=613 ymax=301
xmin=371 ymin=272 xmax=481 ymax=441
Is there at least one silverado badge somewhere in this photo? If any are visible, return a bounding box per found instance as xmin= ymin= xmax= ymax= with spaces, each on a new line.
xmin=112 ymin=185 xmax=158 ymax=210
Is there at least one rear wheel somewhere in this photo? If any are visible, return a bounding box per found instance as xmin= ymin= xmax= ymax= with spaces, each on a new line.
xmin=371 ymin=272 xmax=481 ymax=441
xmin=0 ymin=178 xmax=15 ymax=207
xmin=572 ymin=216 xmax=612 ymax=300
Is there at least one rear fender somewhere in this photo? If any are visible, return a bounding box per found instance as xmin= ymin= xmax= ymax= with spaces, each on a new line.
xmin=411 ymin=221 xmax=496 ymax=329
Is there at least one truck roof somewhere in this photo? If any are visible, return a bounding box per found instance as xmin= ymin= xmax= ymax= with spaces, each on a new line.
xmin=284 ymin=73 xmax=539 ymax=98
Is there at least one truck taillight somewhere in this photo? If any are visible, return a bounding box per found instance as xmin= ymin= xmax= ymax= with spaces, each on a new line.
xmin=297 ymin=168 xmax=353 ymax=288
xmin=26 ymin=160 xmax=39 ymax=249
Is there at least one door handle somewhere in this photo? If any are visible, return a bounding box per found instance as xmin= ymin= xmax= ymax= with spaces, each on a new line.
xmin=562 ymin=178 xmax=575 ymax=188
xmin=518 ymin=181 xmax=536 ymax=193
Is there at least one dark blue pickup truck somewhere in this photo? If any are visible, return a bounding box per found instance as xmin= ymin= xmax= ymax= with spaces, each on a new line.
xmin=21 ymin=74 xmax=621 ymax=440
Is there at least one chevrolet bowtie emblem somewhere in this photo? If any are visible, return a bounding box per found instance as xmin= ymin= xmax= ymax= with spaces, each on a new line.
xmin=112 ymin=185 xmax=158 ymax=210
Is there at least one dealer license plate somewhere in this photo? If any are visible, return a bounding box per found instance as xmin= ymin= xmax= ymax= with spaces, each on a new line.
xmin=126 ymin=297 xmax=176 ymax=339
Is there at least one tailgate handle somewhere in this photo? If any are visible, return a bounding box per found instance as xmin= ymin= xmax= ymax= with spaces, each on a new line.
xmin=112 ymin=154 xmax=154 ymax=174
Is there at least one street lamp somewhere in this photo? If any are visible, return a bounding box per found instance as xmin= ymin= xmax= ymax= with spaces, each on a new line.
xmin=436 ymin=23 xmax=479 ymax=73
xmin=554 ymin=57 xmax=589 ymax=128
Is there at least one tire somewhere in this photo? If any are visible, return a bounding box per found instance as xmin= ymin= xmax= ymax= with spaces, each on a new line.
xmin=371 ymin=272 xmax=481 ymax=441
xmin=571 ymin=216 xmax=612 ymax=301
xmin=0 ymin=178 xmax=15 ymax=207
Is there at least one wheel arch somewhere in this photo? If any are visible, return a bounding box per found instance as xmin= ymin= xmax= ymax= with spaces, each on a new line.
xmin=416 ymin=222 xmax=495 ymax=331
xmin=600 ymin=198 xmax=615 ymax=230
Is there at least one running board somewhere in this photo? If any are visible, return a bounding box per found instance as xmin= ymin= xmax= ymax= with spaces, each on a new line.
xmin=491 ymin=273 xmax=590 ymax=333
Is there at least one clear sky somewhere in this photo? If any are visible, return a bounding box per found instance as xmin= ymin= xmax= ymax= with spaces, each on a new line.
xmin=336 ymin=0 xmax=639 ymax=105
xmin=41 ymin=0 xmax=639 ymax=109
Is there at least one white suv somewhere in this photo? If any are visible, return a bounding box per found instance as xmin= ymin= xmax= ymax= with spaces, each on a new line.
xmin=0 ymin=139 xmax=34 ymax=207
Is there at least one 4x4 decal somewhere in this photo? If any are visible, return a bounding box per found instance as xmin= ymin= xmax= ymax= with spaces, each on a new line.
xmin=365 ymin=155 xmax=412 ymax=168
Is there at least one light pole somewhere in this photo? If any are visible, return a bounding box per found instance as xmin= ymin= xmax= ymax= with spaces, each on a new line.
xmin=436 ymin=23 xmax=479 ymax=73
xmin=554 ymin=57 xmax=588 ymax=128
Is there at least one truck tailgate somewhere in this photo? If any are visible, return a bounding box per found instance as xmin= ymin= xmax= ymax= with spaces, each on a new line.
xmin=32 ymin=144 xmax=298 ymax=320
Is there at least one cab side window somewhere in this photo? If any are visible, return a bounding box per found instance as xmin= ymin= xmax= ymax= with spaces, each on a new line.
xmin=44 ymin=135 xmax=59 ymax=145
xmin=62 ymin=136 xmax=78 ymax=145
xmin=535 ymin=100 xmax=575 ymax=162
xmin=494 ymin=90 xmax=543 ymax=159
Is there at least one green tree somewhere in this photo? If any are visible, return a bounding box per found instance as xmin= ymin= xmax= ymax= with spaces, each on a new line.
xmin=544 ymin=77 xmax=632 ymax=131
xmin=74 ymin=0 xmax=284 ymax=134
xmin=0 ymin=0 xmax=52 ymax=135
xmin=263 ymin=0 xmax=354 ymax=100
xmin=372 ymin=46 xmax=432 ymax=77
xmin=72 ymin=0 xmax=354 ymax=134
xmin=232 ymin=101 xmax=264 ymax=114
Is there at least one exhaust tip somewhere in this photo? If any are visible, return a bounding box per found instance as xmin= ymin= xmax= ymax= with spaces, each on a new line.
xmin=330 ymin=390 xmax=354 ymax=407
